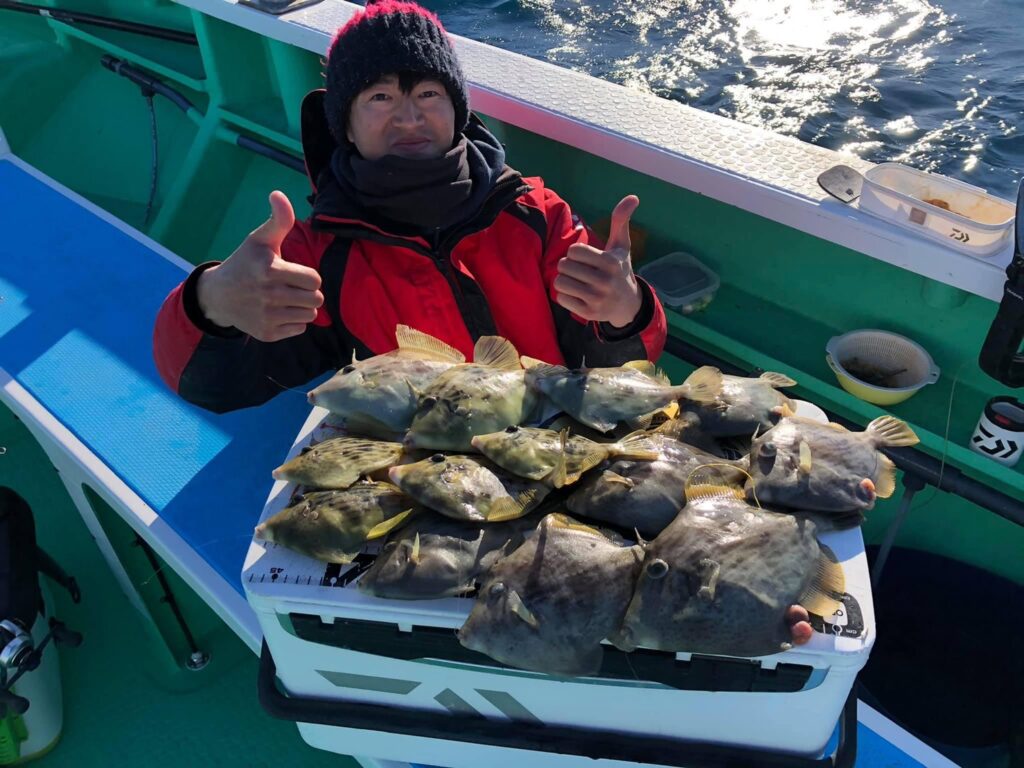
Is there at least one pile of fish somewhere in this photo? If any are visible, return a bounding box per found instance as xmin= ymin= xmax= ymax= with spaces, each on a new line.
xmin=256 ymin=325 xmax=919 ymax=676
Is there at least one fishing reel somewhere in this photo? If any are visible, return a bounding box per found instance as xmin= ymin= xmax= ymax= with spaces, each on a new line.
xmin=0 ymin=616 xmax=81 ymax=716
xmin=980 ymin=180 xmax=1024 ymax=387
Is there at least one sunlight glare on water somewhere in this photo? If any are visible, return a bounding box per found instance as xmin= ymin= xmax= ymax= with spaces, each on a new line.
xmin=432 ymin=0 xmax=1023 ymax=198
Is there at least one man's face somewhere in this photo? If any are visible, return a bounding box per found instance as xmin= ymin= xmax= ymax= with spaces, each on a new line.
xmin=346 ymin=75 xmax=456 ymax=161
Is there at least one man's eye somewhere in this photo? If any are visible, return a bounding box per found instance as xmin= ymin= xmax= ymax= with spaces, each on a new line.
xmin=419 ymin=90 xmax=439 ymax=98
xmin=369 ymin=92 xmax=390 ymax=102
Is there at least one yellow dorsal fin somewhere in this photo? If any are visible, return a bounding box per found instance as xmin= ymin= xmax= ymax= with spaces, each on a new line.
xmin=610 ymin=433 xmax=659 ymax=461
xmin=365 ymin=508 xmax=415 ymax=540
xmin=685 ymin=467 xmax=745 ymax=503
xmin=546 ymin=513 xmax=605 ymax=537
xmin=395 ymin=325 xmax=465 ymax=363
xmin=507 ymin=589 xmax=540 ymax=629
xmin=776 ymin=402 xmax=797 ymax=418
xmin=799 ymin=440 xmax=813 ymax=474
xmin=759 ymin=371 xmax=797 ymax=388
xmin=622 ymin=360 xmax=657 ymax=376
xmin=519 ymin=355 xmax=549 ymax=370
xmin=410 ymin=532 xmax=421 ymax=564
xmin=473 ymin=336 xmax=521 ymax=370
xmin=874 ymin=454 xmax=897 ymax=499
xmin=486 ymin=488 xmax=540 ymax=522
xmin=828 ymin=421 xmax=848 ymax=431
xmin=866 ymin=415 xmax=920 ymax=448
xmin=799 ymin=544 xmax=846 ymax=618
xmin=676 ymin=366 xmax=722 ymax=405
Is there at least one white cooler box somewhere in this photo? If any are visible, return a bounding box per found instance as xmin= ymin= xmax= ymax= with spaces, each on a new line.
xmin=245 ymin=406 xmax=874 ymax=768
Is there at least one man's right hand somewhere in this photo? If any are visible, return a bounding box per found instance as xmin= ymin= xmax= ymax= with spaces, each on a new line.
xmin=196 ymin=191 xmax=324 ymax=342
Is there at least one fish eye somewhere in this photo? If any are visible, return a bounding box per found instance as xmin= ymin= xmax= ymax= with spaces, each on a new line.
xmin=293 ymin=493 xmax=305 ymax=504
xmin=759 ymin=442 xmax=777 ymax=458
xmin=422 ymin=396 xmax=438 ymax=408
xmin=505 ymin=425 xmax=519 ymax=433
xmin=489 ymin=582 xmax=506 ymax=598
xmin=341 ymin=365 xmax=355 ymax=374
xmin=300 ymin=446 xmax=312 ymax=455
xmin=646 ymin=559 xmax=669 ymax=580
xmin=430 ymin=453 xmax=446 ymax=463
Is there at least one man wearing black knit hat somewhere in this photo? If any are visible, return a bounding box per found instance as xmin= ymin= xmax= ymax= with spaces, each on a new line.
xmin=153 ymin=0 xmax=813 ymax=648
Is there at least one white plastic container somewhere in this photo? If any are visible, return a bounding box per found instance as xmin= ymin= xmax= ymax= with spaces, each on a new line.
xmin=637 ymin=252 xmax=719 ymax=314
xmin=245 ymin=406 xmax=874 ymax=767
xmin=858 ymin=163 xmax=1015 ymax=256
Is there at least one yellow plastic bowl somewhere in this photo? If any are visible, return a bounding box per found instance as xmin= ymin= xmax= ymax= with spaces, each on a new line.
xmin=825 ymin=330 xmax=940 ymax=406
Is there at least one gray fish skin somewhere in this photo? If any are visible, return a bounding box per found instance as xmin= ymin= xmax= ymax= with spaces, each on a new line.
xmin=566 ymin=434 xmax=747 ymax=537
xmin=308 ymin=355 xmax=459 ymax=435
xmin=458 ymin=514 xmax=643 ymax=676
xmin=388 ymin=454 xmax=549 ymax=522
xmin=357 ymin=514 xmax=542 ymax=600
xmin=683 ymin=373 xmax=795 ymax=437
xmin=745 ymin=415 xmax=911 ymax=516
xmin=272 ymin=437 xmax=404 ymax=489
xmin=614 ymin=494 xmax=825 ymax=658
xmin=254 ymin=482 xmax=419 ymax=563
xmin=526 ymin=364 xmax=715 ymax=433
xmin=404 ymin=365 xmax=537 ymax=451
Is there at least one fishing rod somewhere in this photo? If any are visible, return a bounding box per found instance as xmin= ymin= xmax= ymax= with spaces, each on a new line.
xmin=0 ymin=1 xmax=198 ymax=45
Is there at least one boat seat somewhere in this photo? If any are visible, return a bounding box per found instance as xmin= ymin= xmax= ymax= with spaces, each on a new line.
xmin=0 ymin=150 xmax=307 ymax=652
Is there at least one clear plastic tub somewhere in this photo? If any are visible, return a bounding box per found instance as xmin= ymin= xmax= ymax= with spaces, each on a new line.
xmin=637 ymin=252 xmax=720 ymax=314
xmin=858 ymin=163 xmax=1015 ymax=257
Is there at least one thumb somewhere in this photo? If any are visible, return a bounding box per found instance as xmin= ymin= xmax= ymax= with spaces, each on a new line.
xmin=250 ymin=190 xmax=295 ymax=251
xmin=606 ymin=195 xmax=639 ymax=254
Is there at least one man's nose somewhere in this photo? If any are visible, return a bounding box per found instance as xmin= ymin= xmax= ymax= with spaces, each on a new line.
xmin=393 ymin=96 xmax=424 ymax=125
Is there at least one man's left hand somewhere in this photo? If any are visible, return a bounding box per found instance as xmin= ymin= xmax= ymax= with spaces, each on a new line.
xmin=554 ymin=195 xmax=643 ymax=328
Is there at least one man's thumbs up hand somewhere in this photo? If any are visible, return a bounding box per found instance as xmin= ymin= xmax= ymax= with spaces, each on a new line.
xmin=196 ymin=191 xmax=324 ymax=342
xmin=554 ymin=195 xmax=643 ymax=328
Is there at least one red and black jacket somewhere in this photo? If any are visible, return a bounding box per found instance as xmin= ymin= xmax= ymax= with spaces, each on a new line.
xmin=154 ymin=91 xmax=667 ymax=413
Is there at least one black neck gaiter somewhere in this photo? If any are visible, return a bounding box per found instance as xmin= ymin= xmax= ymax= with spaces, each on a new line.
xmin=329 ymin=120 xmax=508 ymax=233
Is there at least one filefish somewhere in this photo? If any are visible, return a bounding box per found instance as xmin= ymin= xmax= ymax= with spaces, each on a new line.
xmin=388 ymin=453 xmax=549 ymax=523
xmin=404 ymin=336 xmax=538 ymax=451
xmin=253 ymin=482 xmax=421 ymax=563
xmin=566 ymin=429 xmax=748 ymax=537
xmin=470 ymin=426 xmax=658 ymax=488
xmin=746 ymin=408 xmax=919 ymax=517
xmin=683 ymin=371 xmax=797 ymax=437
xmin=307 ymin=325 xmax=465 ymax=437
xmin=458 ymin=513 xmax=643 ymax=676
xmin=613 ymin=481 xmax=845 ymax=658
xmin=523 ymin=359 xmax=722 ymax=433
xmin=271 ymin=436 xmax=405 ymax=489
xmin=357 ymin=514 xmax=542 ymax=600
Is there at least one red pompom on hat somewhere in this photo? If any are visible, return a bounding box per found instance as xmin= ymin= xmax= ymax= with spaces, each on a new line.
xmin=324 ymin=0 xmax=469 ymax=143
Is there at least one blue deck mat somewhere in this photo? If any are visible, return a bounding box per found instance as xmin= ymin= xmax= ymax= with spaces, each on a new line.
xmin=0 ymin=158 xmax=311 ymax=595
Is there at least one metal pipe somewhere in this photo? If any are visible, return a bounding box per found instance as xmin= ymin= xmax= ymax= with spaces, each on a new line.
xmin=100 ymin=56 xmax=306 ymax=176
xmin=664 ymin=335 xmax=1024 ymax=527
xmin=0 ymin=0 xmax=198 ymax=45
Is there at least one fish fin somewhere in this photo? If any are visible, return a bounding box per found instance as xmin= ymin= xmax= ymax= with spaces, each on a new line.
xmin=799 ymin=440 xmax=813 ymax=474
xmin=866 ymin=415 xmax=920 ymax=447
xmin=676 ymin=366 xmax=722 ymax=405
xmin=633 ymin=528 xmax=647 ymax=546
xmin=875 ymin=454 xmax=897 ymax=499
xmin=799 ymin=544 xmax=846 ymax=617
xmin=829 ymin=422 xmax=849 ymax=431
xmin=613 ymin=431 xmax=659 ymax=461
xmin=395 ymin=325 xmax=465 ymax=363
xmin=253 ymin=522 xmax=270 ymax=541
xmin=474 ymin=336 xmax=521 ymax=370
xmin=685 ymin=467 xmax=745 ymax=503
xmin=622 ymin=360 xmax=657 ymax=376
xmin=486 ymin=489 xmax=540 ymax=522
xmin=775 ymin=402 xmax=797 ymax=418
xmin=697 ymin=558 xmax=721 ymax=601
xmin=410 ymin=532 xmax=421 ymax=565
xmin=602 ymin=470 xmax=635 ymax=488
xmin=507 ymin=589 xmax=540 ymax=629
xmin=549 ymin=429 xmax=570 ymax=489
xmin=573 ymin=450 xmax=610 ymax=479
xmin=659 ymin=401 xmax=680 ymax=420
xmin=405 ymin=378 xmax=421 ymax=401
xmin=365 ymin=509 xmax=416 ymax=540
xmin=519 ymin=355 xmax=550 ymax=370
xmin=630 ymin=410 xmax=657 ymax=431
xmin=352 ymin=349 xmax=358 ymax=365
xmin=759 ymin=371 xmax=798 ymax=388
xmin=547 ymin=513 xmax=605 ymax=537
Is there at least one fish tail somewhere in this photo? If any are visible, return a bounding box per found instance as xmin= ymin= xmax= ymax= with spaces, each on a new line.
xmin=675 ymin=366 xmax=722 ymax=405
xmin=799 ymin=544 xmax=846 ymax=617
xmin=866 ymin=415 xmax=920 ymax=447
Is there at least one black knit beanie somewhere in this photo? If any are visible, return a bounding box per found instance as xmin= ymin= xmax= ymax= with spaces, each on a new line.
xmin=324 ymin=1 xmax=470 ymax=144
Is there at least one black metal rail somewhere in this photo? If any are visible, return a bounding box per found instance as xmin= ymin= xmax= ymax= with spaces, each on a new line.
xmin=0 ymin=1 xmax=198 ymax=45
xmin=664 ymin=335 xmax=1024 ymax=527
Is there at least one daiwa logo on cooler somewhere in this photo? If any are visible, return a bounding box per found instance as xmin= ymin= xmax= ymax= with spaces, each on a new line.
xmin=970 ymin=397 xmax=1024 ymax=467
